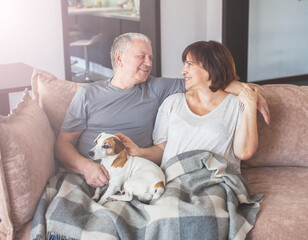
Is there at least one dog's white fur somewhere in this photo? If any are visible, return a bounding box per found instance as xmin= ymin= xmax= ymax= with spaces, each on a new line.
xmin=89 ymin=132 xmax=165 ymax=205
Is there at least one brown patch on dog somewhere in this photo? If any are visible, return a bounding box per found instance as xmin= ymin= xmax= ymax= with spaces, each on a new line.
xmin=111 ymin=150 xmax=128 ymax=168
xmin=104 ymin=137 xmax=125 ymax=156
xmin=155 ymin=181 xmax=165 ymax=189
xmin=113 ymin=137 xmax=125 ymax=154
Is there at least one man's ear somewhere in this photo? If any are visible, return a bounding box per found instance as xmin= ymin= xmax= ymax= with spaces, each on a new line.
xmin=115 ymin=51 xmax=123 ymax=67
xmin=114 ymin=138 xmax=125 ymax=154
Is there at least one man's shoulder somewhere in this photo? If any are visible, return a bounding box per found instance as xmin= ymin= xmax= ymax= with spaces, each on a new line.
xmin=78 ymin=79 xmax=113 ymax=98
xmin=146 ymin=76 xmax=184 ymax=92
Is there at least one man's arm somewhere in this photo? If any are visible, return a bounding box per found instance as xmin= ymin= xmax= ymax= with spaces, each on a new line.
xmin=55 ymin=131 xmax=109 ymax=188
xmin=225 ymin=81 xmax=270 ymax=125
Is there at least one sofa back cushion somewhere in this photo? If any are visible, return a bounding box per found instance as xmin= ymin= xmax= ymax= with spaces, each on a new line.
xmin=31 ymin=69 xmax=85 ymax=137
xmin=241 ymin=84 xmax=308 ymax=168
xmin=0 ymin=90 xmax=56 ymax=235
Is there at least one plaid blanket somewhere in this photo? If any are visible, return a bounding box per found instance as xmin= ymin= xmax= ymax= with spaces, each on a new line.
xmin=31 ymin=150 xmax=263 ymax=240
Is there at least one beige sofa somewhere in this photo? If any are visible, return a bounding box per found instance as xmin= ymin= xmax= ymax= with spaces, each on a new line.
xmin=0 ymin=69 xmax=307 ymax=240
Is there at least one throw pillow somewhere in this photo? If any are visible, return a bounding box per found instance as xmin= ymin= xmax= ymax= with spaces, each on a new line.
xmin=0 ymin=90 xmax=56 ymax=235
xmin=31 ymin=69 xmax=85 ymax=137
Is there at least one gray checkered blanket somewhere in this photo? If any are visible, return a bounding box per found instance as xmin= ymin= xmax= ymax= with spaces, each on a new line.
xmin=31 ymin=150 xmax=263 ymax=240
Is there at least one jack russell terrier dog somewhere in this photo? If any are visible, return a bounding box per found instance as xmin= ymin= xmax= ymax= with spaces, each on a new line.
xmin=88 ymin=132 xmax=165 ymax=205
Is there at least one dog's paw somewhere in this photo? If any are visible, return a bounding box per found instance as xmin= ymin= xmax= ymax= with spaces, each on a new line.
xmin=107 ymin=197 xmax=116 ymax=201
xmin=92 ymin=196 xmax=99 ymax=202
xmin=97 ymin=198 xmax=107 ymax=205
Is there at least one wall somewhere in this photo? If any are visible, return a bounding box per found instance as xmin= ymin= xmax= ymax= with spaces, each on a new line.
xmin=248 ymin=0 xmax=308 ymax=82
xmin=0 ymin=0 xmax=65 ymax=109
xmin=160 ymin=0 xmax=222 ymax=78
xmin=0 ymin=0 xmax=65 ymax=78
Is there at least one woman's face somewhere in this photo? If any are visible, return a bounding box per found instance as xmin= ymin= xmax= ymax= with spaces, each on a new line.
xmin=181 ymin=53 xmax=210 ymax=91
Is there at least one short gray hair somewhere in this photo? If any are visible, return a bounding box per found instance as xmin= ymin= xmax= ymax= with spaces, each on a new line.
xmin=110 ymin=32 xmax=152 ymax=70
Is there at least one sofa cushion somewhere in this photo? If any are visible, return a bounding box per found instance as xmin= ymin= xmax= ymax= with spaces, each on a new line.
xmin=0 ymin=90 xmax=56 ymax=235
xmin=242 ymin=167 xmax=308 ymax=240
xmin=242 ymin=84 xmax=308 ymax=168
xmin=31 ymin=69 xmax=85 ymax=137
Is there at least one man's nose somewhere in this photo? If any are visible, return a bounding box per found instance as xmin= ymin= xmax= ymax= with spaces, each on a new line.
xmin=144 ymin=56 xmax=152 ymax=66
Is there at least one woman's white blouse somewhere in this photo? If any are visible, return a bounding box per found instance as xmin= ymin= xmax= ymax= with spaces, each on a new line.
xmin=153 ymin=93 xmax=243 ymax=172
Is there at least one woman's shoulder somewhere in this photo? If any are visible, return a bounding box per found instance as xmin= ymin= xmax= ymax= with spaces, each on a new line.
xmin=163 ymin=92 xmax=184 ymax=104
xmin=224 ymin=93 xmax=244 ymax=112
xmin=159 ymin=93 xmax=185 ymax=112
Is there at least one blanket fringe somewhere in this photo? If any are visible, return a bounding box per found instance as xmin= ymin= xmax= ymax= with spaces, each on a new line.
xmin=47 ymin=232 xmax=78 ymax=240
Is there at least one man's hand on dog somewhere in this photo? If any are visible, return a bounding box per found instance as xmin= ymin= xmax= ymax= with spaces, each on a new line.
xmin=83 ymin=160 xmax=110 ymax=188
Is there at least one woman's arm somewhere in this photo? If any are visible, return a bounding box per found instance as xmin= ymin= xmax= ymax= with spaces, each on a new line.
xmin=115 ymin=133 xmax=166 ymax=165
xmin=233 ymin=85 xmax=259 ymax=160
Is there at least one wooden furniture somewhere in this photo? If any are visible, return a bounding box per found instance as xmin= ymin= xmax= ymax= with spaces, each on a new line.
xmin=61 ymin=0 xmax=161 ymax=79
xmin=70 ymin=33 xmax=103 ymax=81
xmin=0 ymin=63 xmax=33 ymax=116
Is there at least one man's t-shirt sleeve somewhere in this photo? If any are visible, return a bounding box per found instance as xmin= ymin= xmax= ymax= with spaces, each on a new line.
xmin=61 ymin=87 xmax=88 ymax=132
xmin=150 ymin=76 xmax=186 ymax=105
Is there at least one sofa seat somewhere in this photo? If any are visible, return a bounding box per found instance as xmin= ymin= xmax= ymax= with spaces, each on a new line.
xmin=242 ymin=167 xmax=308 ymax=240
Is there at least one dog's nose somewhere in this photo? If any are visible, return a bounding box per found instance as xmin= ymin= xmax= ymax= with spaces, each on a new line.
xmin=88 ymin=151 xmax=94 ymax=158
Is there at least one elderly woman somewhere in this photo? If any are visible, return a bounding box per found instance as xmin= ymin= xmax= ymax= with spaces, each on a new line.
xmin=118 ymin=40 xmax=258 ymax=173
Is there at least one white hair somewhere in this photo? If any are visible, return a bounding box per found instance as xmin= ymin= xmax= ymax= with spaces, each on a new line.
xmin=110 ymin=32 xmax=152 ymax=70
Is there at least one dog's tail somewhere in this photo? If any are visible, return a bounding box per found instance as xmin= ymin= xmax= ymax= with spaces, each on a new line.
xmin=152 ymin=181 xmax=165 ymax=199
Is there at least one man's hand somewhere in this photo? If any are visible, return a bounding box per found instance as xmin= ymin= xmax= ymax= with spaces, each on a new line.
xmin=83 ymin=160 xmax=109 ymax=188
xmin=256 ymin=90 xmax=270 ymax=125
xmin=225 ymin=81 xmax=270 ymax=125
xmin=238 ymin=85 xmax=258 ymax=109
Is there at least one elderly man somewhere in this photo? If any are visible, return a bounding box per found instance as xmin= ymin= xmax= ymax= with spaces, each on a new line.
xmin=55 ymin=32 xmax=270 ymax=189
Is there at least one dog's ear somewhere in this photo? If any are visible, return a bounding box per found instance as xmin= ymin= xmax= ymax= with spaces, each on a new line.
xmin=94 ymin=133 xmax=103 ymax=143
xmin=113 ymin=138 xmax=125 ymax=154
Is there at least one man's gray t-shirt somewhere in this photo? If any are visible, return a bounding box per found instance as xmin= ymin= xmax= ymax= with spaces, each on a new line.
xmin=61 ymin=76 xmax=185 ymax=157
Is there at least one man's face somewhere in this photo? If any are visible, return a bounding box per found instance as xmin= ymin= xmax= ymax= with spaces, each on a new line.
xmin=119 ymin=39 xmax=153 ymax=84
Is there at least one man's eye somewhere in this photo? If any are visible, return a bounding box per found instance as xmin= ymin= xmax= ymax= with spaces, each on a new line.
xmin=138 ymin=55 xmax=145 ymax=59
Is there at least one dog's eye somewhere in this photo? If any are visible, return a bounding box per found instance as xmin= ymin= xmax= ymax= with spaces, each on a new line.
xmin=102 ymin=144 xmax=110 ymax=149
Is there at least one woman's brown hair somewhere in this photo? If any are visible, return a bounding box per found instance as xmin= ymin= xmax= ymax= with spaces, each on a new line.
xmin=182 ymin=41 xmax=239 ymax=92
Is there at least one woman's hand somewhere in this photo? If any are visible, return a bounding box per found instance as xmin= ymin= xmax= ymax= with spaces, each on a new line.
xmin=115 ymin=133 xmax=165 ymax=165
xmin=115 ymin=133 xmax=140 ymax=156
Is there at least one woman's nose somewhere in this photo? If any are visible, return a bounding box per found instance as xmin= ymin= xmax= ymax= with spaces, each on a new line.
xmin=181 ymin=67 xmax=187 ymax=76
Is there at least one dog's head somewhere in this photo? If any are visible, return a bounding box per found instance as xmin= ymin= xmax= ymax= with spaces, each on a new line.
xmin=89 ymin=133 xmax=125 ymax=160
